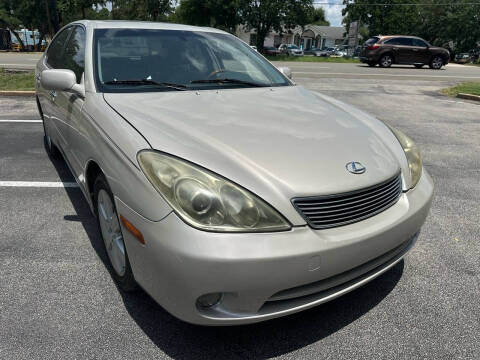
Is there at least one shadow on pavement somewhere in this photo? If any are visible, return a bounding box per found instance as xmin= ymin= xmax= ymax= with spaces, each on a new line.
xmin=48 ymin=143 xmax=404 ymax=359
xmin=356 ymin=64 xmax=446 ymax=71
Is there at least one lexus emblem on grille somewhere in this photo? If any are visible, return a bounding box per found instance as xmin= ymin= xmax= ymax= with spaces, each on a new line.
xmin=346 ymin=161 xmax=366 ymax=174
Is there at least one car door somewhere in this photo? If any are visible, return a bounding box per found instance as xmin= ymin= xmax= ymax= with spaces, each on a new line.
xmin=58 ymin=25 xmax=87 ymax=180
xmin=388 ymin=38 xmax=413 ymax=64
xmin=411 ymin=38 xmax=430 ymax=64
xmin=39 ymin=26 xmax=73 ymax=152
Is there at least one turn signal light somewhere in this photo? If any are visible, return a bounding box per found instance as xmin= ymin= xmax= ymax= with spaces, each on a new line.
xmin=368 ymin=44 xmax=380 ymax=50
xmin=120 ymin=215 xmax=145 ymax=244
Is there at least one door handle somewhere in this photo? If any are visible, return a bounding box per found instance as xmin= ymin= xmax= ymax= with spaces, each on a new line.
xmin=49 ymin=90 xmax=57 ymax=100
xmin=393 ymin=47 xmax=399 ymax=50
xmin=413 ymin=49 xmax=419 ymax=52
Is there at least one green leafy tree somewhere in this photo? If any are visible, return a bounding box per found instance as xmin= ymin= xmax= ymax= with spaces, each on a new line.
xmin=342 ymin=0 xmax=480 ymax=53
xmin=171 ymin=0 xmax=241 ymax=34
xmin=239 ymin=0 xmax=315 ymax=51
xmin=342 ymin=0 xmax=420 ymax=38
xmin=112 ymin=0 xmax=172 ymax=21
xmin=0 ymin=1 xmax=25 ymax=49
xmin=310 ymin=7 xmax=329 ymax=26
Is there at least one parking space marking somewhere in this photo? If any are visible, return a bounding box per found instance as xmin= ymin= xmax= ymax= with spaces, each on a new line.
xmin=0 ymin=120 xmax=42 ymax=123
xmin=0 ymin=181 xmax=78 ymax=188
xmin=294 ymin=71 xmax=480 ymax=79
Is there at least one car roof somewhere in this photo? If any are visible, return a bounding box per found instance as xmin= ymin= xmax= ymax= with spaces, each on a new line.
xmin=378 ymin=35 xmax=424 ymax=40
xmin=70 ymin=20 xmax=227 ymax=34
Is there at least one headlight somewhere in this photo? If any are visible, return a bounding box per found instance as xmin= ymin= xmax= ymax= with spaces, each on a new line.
xmin=386 ymin=125 xmax=422 ymax=188
xmin=137 ymin=151 xmax=291 ymax=232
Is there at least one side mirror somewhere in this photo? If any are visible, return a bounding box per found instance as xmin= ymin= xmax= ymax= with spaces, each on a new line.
xmin=41 ymin=69 xmax=85 ymax=97
xmin=278 ymin=66 xmax=292 ymax=79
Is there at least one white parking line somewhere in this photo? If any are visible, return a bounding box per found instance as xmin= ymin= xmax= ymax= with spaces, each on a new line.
xmin=0 ymin=181 xmax=79 ymax=188
xmin=0 ymin=120 xmax=42 ymax=123
xmin=294 ymin=72 xmax=480 ymax=79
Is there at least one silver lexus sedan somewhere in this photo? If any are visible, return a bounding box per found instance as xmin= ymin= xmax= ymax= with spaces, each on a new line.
xmin=36 ymin=20 xmax=433 ymax=325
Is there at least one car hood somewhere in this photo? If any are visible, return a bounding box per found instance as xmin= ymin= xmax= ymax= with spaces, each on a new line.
xmin=104 ymin=86 xmax=409 ymax=225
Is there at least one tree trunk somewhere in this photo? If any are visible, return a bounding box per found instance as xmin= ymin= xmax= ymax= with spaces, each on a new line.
xmin=44 ymin=0 xmax=54 ymax=38
xmin=37 ymin=32 xmax=45 ymax=51
xmin=256 ymin=27 xmax=269 ymax=53
xmin=51 ymin=0 xmax=60 ymax=33
xmin=9 ymin=28 xmax=25 ymax=51
xmin=82 ymin=7 xmax=86 ymax=19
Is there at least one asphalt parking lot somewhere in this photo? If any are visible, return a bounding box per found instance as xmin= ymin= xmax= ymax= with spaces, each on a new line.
xmin=1 ymin=63 xmax=479 ymax=359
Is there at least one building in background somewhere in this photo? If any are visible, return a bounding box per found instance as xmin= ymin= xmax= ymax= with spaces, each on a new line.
xmin=237 ymin=25 xmax=345 ymax=49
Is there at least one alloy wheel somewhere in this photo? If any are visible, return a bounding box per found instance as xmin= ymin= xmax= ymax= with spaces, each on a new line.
xmin=97 ymin=189 xmax=126 ymax=277
xmin=380 ymin=55 xmax=393 ymax=68
xmin=432 ymin=57 xmax=443 ymax=69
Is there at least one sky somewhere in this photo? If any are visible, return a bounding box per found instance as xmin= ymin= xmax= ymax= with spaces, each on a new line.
xmin=315 ymin=0 xmax=346 ymax=27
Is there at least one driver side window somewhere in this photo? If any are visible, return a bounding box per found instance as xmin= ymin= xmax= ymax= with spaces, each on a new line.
xmin=46 ymin=27 xmax=72 ymax=69
xmin=63 ymin=26 xmax=86 ymax=84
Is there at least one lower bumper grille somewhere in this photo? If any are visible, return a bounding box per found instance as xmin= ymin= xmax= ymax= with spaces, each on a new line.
xmin=292 ymin=174 xmax=402 ymax=229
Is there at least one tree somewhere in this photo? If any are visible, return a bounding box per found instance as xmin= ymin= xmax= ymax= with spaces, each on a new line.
xmin=239 ymin=0 xmax=315 ymax=51
xmin=171 ymin=0 xmax=241 ymax=34
xmin=342 ymin=0 xmax=480 ymax=53
xmin=112 ymin=0 xmax=172 ymax=21
xmin=342 ymin=0 xmax=420 ymax=38
xmin=310 ymin=7 xmax=329 ymax=26
xmin=0 ymin=1 xmax=24 ymax=49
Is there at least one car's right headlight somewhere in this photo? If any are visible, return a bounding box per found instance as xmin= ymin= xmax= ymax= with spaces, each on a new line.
xmin=386 ymin=125 xmax=423 ymax=188
xmin=137 ymin=151 xmax=291 ymax=232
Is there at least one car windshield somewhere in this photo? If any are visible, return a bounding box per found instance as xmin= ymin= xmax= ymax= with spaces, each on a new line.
xmin=287 ymin=45 xmax=299 ymax=49
xmin=94 ymin=28 xmax=290 ymax=92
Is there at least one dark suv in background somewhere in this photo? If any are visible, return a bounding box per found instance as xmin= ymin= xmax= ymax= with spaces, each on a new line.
xmin=360 ymin=35 xmax=450 ymax=69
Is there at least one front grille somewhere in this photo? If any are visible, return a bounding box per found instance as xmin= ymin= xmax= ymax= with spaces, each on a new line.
xmin=292 ymin=174 xmax=402 ymax=229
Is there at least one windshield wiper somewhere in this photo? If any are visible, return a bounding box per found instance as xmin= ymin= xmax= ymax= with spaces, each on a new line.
xmin=103 ymin=79 xmax=187 ymax=91
xmin=190 ymin=78 xmax=269 ymax=87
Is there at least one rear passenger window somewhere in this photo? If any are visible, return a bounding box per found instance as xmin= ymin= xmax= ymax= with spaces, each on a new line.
xmin=385 ymin=38 xmax=412 ymax=46
xmin=46 ymin=27 xmax=72 ymax=68
xmin=63 ymin=26 xmax=86 ymax=83
xmin=397 ymin=38 xmax=413 ymax=46
xmin=412 ymin=38 xmax=428 ymax=47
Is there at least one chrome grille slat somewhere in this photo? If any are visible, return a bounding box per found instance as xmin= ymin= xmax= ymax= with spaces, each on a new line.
xmin=296 ymin=177 xmax=401 ymax=207
xmin=308 ymin=192 xmax=400 ymax=223
xmin=299 ymin=181 xmax=401 ymax=214
xmin=306 ymin=192 xmax=400 ymax=221
xmin=292 ymin=174 xmax=402 ymax=229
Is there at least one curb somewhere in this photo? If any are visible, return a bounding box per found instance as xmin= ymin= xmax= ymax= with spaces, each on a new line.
xmin=457 ymin=93 xmax=480 ymax=102
xmin=0 ymin=90 xmax=35 ymax=96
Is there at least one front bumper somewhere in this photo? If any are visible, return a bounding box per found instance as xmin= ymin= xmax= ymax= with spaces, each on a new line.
xmin=115 ymin=170 xmax=433 ymax=325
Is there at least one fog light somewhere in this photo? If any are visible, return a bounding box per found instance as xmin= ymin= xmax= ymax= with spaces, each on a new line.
xmin=197 ymin=293 xmax=223 ymax=309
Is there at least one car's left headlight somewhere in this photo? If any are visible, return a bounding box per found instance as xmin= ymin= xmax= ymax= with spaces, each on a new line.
xmin=386 ymin=125 xmax=423 ymax=188
xmin=137 ymin=151 xmax=291 ymax=232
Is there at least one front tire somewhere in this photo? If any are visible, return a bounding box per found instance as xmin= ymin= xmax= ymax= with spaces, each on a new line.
xmin=379 ymin=54 xmax=393 ymax=68
xmin=94 ymin=174 xmax=137 ymax=292
xmin=429 ymin=56 xmax=444 ymax=69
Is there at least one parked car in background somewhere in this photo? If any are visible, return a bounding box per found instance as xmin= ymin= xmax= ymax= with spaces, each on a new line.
xmin=262 ymin=46 xmax=280 ymax=56
xmin=324 ymin=47 xmax=336 ymax=55
xmin=304 ymin=47 xmax=328 ymax=57
xmin=36 ymin=20 xmax=432 ymax=326
xmin=278 ymin=44 xmax=304 ymax=56
xmin=455 ymin=53 xmax=472 ymax=64
xmin=469 ymin=48 xmax=479 ymax=63
xmin=360 ymin=35 xmax=450 ymax=69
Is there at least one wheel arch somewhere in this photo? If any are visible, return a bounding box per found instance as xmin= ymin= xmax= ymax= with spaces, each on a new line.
xmin=380 ymin=51 xmax=395 ymax=63
xmin=85 ymin=159 xmax=105 ymax=206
